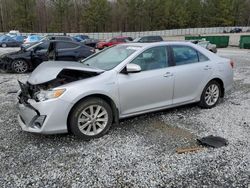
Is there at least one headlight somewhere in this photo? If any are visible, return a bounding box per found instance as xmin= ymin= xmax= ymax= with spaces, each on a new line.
xmin=36 ymin=89 xmax=66 ymax=101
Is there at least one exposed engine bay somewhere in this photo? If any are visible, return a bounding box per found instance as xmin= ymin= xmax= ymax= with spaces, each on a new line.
xmin=18 ymin=69 xmax=101 ymax=102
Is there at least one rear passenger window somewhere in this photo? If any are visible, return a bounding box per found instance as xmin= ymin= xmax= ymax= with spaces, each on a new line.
xmin=130 ymin=46 xmax=168 ymax=71
xmin=57 ymin=42 xmax=78 ymax=49
xmin=198 ymin=52 xmax=209 ymax=62
xmin=172 ymin=46 xmax=199 ymax=65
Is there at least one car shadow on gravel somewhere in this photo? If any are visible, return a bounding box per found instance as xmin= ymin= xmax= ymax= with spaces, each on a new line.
xmin=11 ymin=103 xmax=202 ymax=154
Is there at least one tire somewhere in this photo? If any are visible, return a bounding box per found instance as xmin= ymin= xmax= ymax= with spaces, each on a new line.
xmin=1 ymin=43 xmax=7 ymax=48
xmin=11 ymin=59 xmax=29 ymax=73
xmin=69 ymin=97 xmax=113 ymax=140
xmin=199 ymin=80 xmax=222 ymax=108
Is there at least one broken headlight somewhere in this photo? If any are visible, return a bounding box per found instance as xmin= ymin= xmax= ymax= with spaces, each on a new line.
xmin=35 ymin=89 xmax=66 ymax=102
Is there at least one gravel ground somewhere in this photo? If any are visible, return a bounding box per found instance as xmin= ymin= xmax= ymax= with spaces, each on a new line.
xmin=0 ymin=48 xmax=249 ymax=187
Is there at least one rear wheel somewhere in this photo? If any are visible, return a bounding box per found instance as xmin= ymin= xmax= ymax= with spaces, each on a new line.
xmin=11 ymin=59 xmax=29 ymax=73
xmin=69 ymin=97 xmax=113 ymax=140
xmin=1 ymin=43 xmax=7 ymax=48
xmin=199 ymin=81 xmax=221 ymax=108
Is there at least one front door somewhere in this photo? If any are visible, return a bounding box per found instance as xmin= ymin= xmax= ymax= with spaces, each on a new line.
xmin=31 ymin=41 xmax=50 ymax=68
xmin=118 ymin=46 xmax=174 ymax=115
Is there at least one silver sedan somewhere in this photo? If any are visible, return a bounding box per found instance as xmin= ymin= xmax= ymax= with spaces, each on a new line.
xmin=17 ymin=42 xmax=234 ymax=139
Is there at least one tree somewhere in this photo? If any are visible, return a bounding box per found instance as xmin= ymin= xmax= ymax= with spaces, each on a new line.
xmin=13 ymin=0 xmax=36 ymax=32
xmin=82 ymin=0 xmax=111 ymax=32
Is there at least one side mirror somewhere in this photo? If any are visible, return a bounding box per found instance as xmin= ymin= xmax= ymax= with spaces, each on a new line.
xmin=126 ymin=63 xmax=141 ymax=73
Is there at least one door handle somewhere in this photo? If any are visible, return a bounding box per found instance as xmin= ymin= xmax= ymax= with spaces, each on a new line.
xmin=164 ymin=72 xmax=173 ymax=77
xmin=204 ymin=65 xmax=212 ymax=70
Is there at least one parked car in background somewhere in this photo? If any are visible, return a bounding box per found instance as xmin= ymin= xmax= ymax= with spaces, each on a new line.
xmin=133 ymin=36 xmax=163 ymax=43
xmin=0 ymin=35 xmax=22 ymax=47
xmin=191 ymin=39 xmax=217 ymax=53
xmin=12 ymin=35 xmax=25 ymax=43
xmin=23 ymin=34 xmax=42 ymax=46
xmin=16 ymin=42 xmax=233 ymax=139
xmin=73 ymin=35 xmax=90 ymax=42
xmin=0 ymin=40 xmax=95 ymax=73
xmin=74 ymin=35 xmax=99 ymax=48
xmin=7 ymin=30 xmax=21 ymax=37
xmin=230 ymin=28 xmax=242 ymax=33
xmin=96 ymin=36 xmax=132 ymax=50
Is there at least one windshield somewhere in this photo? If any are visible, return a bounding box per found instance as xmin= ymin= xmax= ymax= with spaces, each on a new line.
xmin=133 ymin=37 xmax=141 ymax=42
xmin=82 ymin=45 xmax=139 ymax=70
xmin=25 ymin=42 xmax=43 ymax=51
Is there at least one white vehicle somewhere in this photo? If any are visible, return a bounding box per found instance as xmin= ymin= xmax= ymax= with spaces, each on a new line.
xmin=7 ymin=30 xmax=21 ymax=37
xmin=17 ymin=42 xmax=234 ymax=139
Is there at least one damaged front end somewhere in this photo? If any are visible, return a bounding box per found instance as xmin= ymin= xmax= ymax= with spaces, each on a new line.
xmin=17 ymin=62 xmax=104 ymax=133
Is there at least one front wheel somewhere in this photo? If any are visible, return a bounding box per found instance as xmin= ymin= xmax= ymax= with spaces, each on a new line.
xmin=1 ymin=43 xmax=7 ymax=48
xmin=199 ymin=81 xmax=221 ymax=108
xmin=69 ymin=97 xmax=113 ymax=140
xmin=11 ymin=59 xmax=29 ymax=73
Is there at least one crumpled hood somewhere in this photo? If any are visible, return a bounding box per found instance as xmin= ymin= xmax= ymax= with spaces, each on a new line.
xmin=28 ymin=61 xmax=104 ymax=85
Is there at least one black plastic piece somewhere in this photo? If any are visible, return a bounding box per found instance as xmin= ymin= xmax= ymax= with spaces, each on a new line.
xmin=197 ymin=135 xmax=228 ymax=148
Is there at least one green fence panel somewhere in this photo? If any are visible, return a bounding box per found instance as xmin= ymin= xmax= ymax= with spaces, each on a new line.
xmin=240 ymin=35 xmax=250 ymax=49
xmin=185 ymin=35 xmax=229 ymax=48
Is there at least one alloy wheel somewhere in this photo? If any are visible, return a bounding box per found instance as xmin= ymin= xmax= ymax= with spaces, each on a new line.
xmin=12 ymin=60 xmax=28 ymax=73
xmin=77 ymin=105 xmax=108 ymax=136
xmin=205 ymin=84 xmax=220 ymax=106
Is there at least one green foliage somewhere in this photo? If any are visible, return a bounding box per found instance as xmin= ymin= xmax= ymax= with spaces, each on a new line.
xmin=12 ymin=0 xmax=36 ymax=32
xmin=0 ymin=0 xmax=249 ymax=32
xmin=82 ymin=0 xmax=111 ymax=32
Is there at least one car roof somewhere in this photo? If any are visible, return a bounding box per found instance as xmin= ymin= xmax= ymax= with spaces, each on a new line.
xmin=49 ymin=40 xmax=87 ymax=46
xmin=120 ymin=41 xmax=195 ymax=47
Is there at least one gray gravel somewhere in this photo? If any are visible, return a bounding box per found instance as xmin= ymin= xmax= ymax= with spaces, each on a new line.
xmin=0 ymin=48 xmax=249 ymax=187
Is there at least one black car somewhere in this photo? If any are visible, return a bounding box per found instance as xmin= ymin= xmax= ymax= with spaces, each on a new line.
xmin=133 ymin=35 xmax=163 ymax=43
xmin=0 ymin=35 xmax=22 ymax=47
xmin=0 ymin=40 xmax=95 ymax=73
xmin=230 ymin=28 xmax=242 ymax=33
xmin=21 ymin=35 xmax=76 ymax=48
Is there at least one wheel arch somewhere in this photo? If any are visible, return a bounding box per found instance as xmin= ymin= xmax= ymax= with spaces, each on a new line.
xmin=207 ymin=78 xmax=225 ymax=97
xmin=67 ymin=94 xmax=119 ymax=133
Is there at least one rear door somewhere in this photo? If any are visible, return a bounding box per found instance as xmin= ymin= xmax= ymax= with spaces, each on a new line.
xmin=55 ymin=41 xmax=80 ymax=61
xmin=170 ymin=45 xmax=213 ymax=104
xmin=118 ymin=46 xmax=175 ymax=115
xmin=6 ymin=38 xmax=16 ymax=47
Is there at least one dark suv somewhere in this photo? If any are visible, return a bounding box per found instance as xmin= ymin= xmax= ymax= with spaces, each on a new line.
xmin=0 ymin=40 xmax=95 ymax=73
xmin=133 ymin=36 xmax=163 ymax=43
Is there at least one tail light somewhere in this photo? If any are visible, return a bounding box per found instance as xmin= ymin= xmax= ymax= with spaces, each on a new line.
xmin=230 ymin=60 xmax=234 ymax=68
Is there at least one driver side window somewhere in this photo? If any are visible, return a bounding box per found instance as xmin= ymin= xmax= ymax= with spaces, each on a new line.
xmin=130 ymin=46 xmax=168 ymax=71
xmin=35 ymin=42 xmax=49 ymax=52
